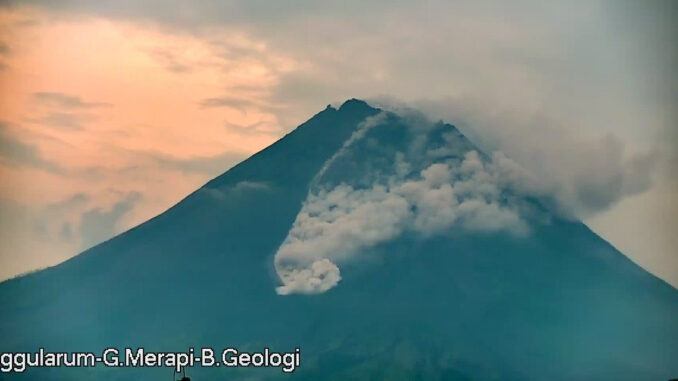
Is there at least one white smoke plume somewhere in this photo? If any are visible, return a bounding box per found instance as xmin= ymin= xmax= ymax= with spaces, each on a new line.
xmin=275 ymin=113 xmax=534 ymax=294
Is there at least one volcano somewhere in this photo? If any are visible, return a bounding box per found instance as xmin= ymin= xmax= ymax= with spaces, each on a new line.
xmin=1 ymin=99 xmax=677 ymax=380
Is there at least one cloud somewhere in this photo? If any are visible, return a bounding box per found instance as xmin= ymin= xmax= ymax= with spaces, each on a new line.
xmin=412 ymin=99 xmax=659 ymax=219
xmin=80 ymin=191 xmax=141 ymax=248
xmin=27 ymin=111 xmax=88 ymax=130
xmin=0 ymin=41 xmax=8 ymax=70
xmin=32 ymin=193 xmax=90 ymax=240
xmin=200 ymin=180 xmax=271 ymax=202
xmin=199 ymin=95 xmax=280 ymax=114
xmin=148 ymin=48 xmax=192 ymax=73
xmin=43 ymin=193 xmax=90 ymax=214
xmin=27 ymin=92 xmax=109 ymax=131
xmin=33 ymin=92 xmax=111 ymax=109
xmin=225 ymin=121 xmax=282 ymax=136
xmin=0 ymin=41 xmax=9 ymax=56
xmin=0 ymin=121 xmax=63 ymax=173
xmin=0 ymin=191 xmax=146 ymax=280
xmin=142 ymin=150 xmax=247 ymax=175
xmin=10 ymin=193 xmax=91 ymax=239
xmin=6 ymin=3 xmax=673 ymax=212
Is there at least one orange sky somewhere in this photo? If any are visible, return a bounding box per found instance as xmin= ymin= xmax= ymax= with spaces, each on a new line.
xmin=0 ymin=7 xmax=297 ymax=278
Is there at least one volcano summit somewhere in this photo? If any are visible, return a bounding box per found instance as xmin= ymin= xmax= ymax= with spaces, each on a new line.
xmin=0 ymin=99 xmax=677 ymax=380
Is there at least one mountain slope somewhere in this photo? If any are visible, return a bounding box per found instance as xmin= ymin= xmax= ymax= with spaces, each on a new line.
xmin=0 ymin=99 xmax=677 ymax=380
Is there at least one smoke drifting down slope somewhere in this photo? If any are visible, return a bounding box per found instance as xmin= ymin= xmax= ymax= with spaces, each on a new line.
xmin=275 ymin=109 xmax=558 ymax=294
xmin=1 ymin=99 xmax=676 ymax=380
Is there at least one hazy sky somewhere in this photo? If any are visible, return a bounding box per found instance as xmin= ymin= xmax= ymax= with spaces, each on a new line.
xmin=0 ymin=1 xmax=676 ymax=286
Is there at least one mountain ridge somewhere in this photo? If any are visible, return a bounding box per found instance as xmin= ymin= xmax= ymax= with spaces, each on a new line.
xmin=0 ymin=99 xmax=676 ymax=380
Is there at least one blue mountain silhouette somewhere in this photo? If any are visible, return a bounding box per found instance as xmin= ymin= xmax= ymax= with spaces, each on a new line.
xmin=1 ymin=99 xmax=677 ymax=380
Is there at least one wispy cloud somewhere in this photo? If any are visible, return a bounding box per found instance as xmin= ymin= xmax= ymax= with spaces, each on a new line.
xmin=140 ymin=150 xmax=247 ymax=175
xmin=149 ymin=48 xmax=192 ymax=73
xmin=0 ymin=190 xmax=146 ymax=280
xmin=27 ymin=111 xmax=88 ymax=130
xmin=0 ymin=121 xmax=63 ymax=173
xmin=80 ymin=191 xmax=141 ymax=248
xmin=199 ymin=95 xmax=281 ymax=114
xmin=225 ymin=120 xmax=282 ymax=136
xmin=0 ymin=41 xmax=9 ymax=71
xmin=0 ymin=41 xmax=9 ymax=56
xmin=409 ymin=98 xmax=659 ymax=219
xmin=27 ymin=92 xmax=109 ymax=131
xmin=33 ymin=92 xmax=111 ymax=109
